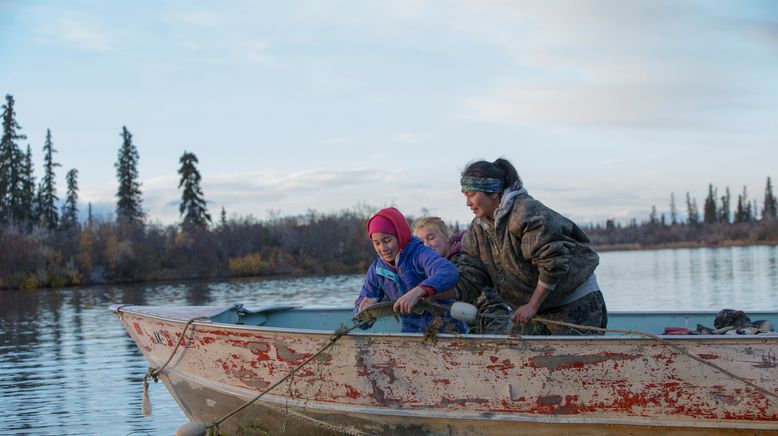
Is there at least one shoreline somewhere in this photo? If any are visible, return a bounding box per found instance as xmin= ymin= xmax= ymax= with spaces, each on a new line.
xmin=6 ymin=241 xmax=778 ymax=292
xmin=593 ymin=240 xmax=778 ymax=252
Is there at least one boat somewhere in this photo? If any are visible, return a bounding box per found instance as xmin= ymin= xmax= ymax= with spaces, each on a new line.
xmin=111 ymin=304 xmax=778 ymax=435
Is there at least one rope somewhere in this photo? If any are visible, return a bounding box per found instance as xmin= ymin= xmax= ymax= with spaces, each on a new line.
xmin=207 ymin=320 xmax=370 ymax=435
xmin=141 ymin=316 xmax=205 ymax=416
xmin=517 ymin=315 xmax=778 ymax=402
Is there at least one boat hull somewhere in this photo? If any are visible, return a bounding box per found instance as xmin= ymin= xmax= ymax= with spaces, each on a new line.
xmin=160 ymin=370 xmax=776 ymax=435
xmin=113 ymin=305 xmax=778 ymax=434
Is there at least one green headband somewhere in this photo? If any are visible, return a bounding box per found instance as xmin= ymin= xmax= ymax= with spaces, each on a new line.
xmin=460 ymin=176 xmax=504 ymax=193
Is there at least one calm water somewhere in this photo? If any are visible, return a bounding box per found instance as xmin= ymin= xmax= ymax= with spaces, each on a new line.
xmin=2 ymin=245 xmax=777 ymax=435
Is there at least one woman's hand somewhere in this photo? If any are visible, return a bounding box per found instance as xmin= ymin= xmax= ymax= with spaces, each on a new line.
xmin=358 ymin=297 xmax=378 ymax=312
xmin=511 ymin=302 xmax=539 ymax=324
xmin=393 ymin=287 xmax=426 ymax=314
xmin=511 ymin=283 xmax=550 ymax=324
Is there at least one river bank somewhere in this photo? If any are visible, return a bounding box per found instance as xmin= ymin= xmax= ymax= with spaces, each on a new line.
xmin=6 ymin=240 xmax=778 ymax=292
xmin=593 ymin=239 xmax=778 ymax=252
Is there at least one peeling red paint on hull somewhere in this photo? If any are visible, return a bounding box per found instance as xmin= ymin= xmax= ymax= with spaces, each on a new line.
xmin=113 ymin=305 xmax=778 ymax=434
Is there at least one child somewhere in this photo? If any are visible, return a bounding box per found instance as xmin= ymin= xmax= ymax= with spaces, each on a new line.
xmin=412 ymin=216 xmax=465 ymax=263
xmin=354 ymin=207 xmax=468 ymax=333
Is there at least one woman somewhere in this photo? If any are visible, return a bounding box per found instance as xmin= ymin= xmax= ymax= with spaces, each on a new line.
xmin=455 ymin=158 xmax=607 ymax=335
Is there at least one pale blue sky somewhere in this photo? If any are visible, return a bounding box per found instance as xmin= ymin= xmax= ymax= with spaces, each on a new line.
xmin=2 ymin=1 xmax=777 ymax=226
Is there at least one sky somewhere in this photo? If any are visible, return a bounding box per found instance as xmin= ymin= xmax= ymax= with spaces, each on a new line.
xmin=1 ymin=0 xmax=777 ymax=226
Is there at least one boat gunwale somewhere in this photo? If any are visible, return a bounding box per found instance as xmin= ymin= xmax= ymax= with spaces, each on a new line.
xmin=112 ymin=305 xmax=778 ymax=342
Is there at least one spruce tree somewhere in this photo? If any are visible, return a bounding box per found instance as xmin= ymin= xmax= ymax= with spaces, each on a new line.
xmin=763 ymin=177 xmax=777 ymax=221
xmin=685 ymin=192 xmax=698 ymax=225
xmin=649 ymin=205 xmax=658 ymax=225
xmin=669 ymin=192 xmax=678 ymax=225
xmin=115 ymin=126 xmax=145 ymax=225
xmin=61 ymin=168 xmax=79 ymax=229
xmin=743 ymin=186 xmax=753 ymax=221
xmin=752 ymin=199 xmax=759 ymax=221
xmin=735 ymin=195 xmax=745 ymax=223
xmin=0 ymin=94 xmax=27 ymax=223
xmin=39 ymin=129 xmax=60 ymax=230
xmin=703 ymin=183 xmax=717 ymax=224
xmin=735 ymin=186 xmax=753 ymax=223
xmin=9 ymin=144 xmax=26 ymax=223
xmin=17 ymin=145 xmax=36 ymax=227
xmin=34 ymin=183 xmax=42 ymax=225
xmin=220 ymin=206 xmax=227 ymax=228
xmin=718 ymin=187 xmax=731 ymax=224
xmin=177 ymin=151 xmax=211 ymax=230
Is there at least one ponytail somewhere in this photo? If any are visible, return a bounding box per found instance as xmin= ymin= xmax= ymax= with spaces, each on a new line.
xmin=462 ymin=157 xmax=522 ymax=191
xmin=492 ymin=158 xmax=522 ymax=189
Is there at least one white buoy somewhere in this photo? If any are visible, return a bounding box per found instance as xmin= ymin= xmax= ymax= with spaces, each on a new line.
xmin=175 ymin=421 xmax=207 ymax=436
xmin=450 ymin=302 xmax=478 ymax=323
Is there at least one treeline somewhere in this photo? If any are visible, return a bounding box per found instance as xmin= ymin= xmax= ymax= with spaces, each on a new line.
xmin=0 ymin=209 xmax=377 ymax=290
xmin=1 ymin=93 xmax=378 ymax=290
xmin=586 ymin=180 xmax=778 ymax=248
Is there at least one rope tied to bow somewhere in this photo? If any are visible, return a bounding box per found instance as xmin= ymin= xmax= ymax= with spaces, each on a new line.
xmin=141 ymin=316 xmax=205 ymax=417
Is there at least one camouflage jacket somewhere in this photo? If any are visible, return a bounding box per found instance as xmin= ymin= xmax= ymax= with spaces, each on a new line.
xmin=456 ymin=189 xmax=599 ymax=310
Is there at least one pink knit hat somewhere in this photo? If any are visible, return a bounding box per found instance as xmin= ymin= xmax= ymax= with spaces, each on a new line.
xmin=366 ymin=207 xmax=411 ymax=249
xmin=367 ymin=215 xmax=396 ymax=237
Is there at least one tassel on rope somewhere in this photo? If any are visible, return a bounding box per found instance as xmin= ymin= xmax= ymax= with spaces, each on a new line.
xmin=142 ymin=368 xmax=156 ymax=417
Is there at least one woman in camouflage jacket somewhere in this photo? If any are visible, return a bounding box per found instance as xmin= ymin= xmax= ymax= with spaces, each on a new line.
xmin=456 ymin=158 xmax=608 ymax=335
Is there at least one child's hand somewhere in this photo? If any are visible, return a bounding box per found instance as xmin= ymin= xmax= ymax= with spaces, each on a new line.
xmin=358 ymin=297 xmax=378 ymax=312
xmin=393 ymin=287 xmax=426 ymax=314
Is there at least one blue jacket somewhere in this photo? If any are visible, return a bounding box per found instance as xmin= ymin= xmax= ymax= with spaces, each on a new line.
xmin=354 ymin=237 xmax=468 ymax=333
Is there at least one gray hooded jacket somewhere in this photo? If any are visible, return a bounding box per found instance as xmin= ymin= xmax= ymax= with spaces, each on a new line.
xmin=456 ymin=187 xmax=600 ymax=310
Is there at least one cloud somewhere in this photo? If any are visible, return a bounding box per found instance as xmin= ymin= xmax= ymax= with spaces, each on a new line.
xmin=161 ymin=7 xmax=278 ymax=67
xmin=171 ymin=10 xmax=224 ymax=29
xmin=320 ymin=136 xmax=356 ymax=145
xmin=554 ymin=189 xmax=645 ymax=209
xmin=79 ymin=185 xmax=116 ymax=205
xmin=455 ymin=1 xmax=767 ymax=131
xmin=136 ymin=168 xmax=396 ymax=223
xmin=465 ymin=81 xmax=736 ymax=129
xmin=745 ymin=19 xmax=778 ymax=52
xmin=395 ymin=132 xmax=430 ymax=143
xmin=39 ymin=16 xmax=115 ymax=52
xmin=233 ymin=40 xmax=276 ymax=66
xmin=219 ymin=168 xmax=391 ymax=191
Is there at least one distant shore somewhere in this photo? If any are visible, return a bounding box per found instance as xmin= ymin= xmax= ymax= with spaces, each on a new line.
xmin=0 ymin=233 xmax=778 ymax=291
xmin=593 ymin=240 xmax=778 ymax=252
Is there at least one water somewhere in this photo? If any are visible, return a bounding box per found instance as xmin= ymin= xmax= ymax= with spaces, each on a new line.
xmin=597 ymin=245 xmax=778 ymax=311
xmin=1 ymin=245 xmax=777 ymax=435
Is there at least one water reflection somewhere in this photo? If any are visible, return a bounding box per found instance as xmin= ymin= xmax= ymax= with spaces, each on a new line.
xmin=597 ymin=245 xmax=778 ymax=311
xmin=2 ymin=248 xmax=778 ymax=434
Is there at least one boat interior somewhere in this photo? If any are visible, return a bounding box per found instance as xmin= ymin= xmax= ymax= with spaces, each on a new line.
xmin=207 ymin=305 xmax=778 ymax=336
